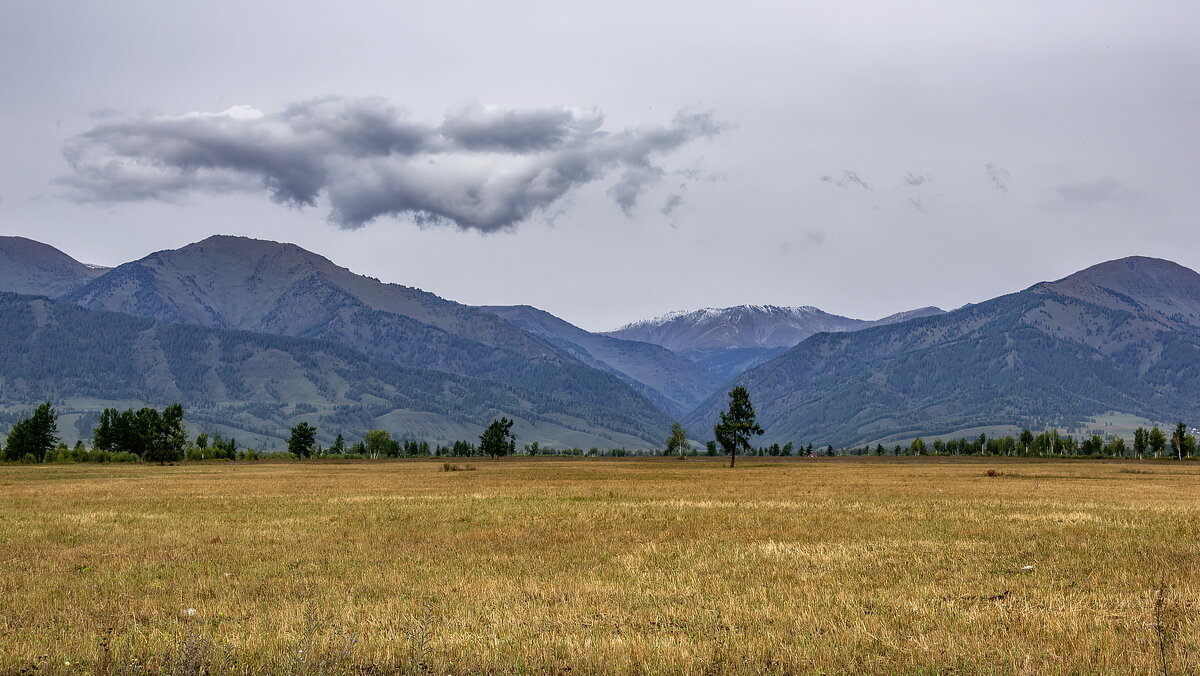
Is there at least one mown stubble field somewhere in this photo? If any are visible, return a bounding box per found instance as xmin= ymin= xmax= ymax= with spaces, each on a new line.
xmin=1 ymin=457 xmax=1197 ymax=675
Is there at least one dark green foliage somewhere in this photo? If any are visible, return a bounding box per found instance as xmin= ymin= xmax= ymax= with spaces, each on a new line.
xmin=1148 ymin=426 xmax=1167 ymax=457
xmin=479 ymin=417 xmax=516 ymax=459
xmin=4 ymin=402 xmax=58 ymax=462
xmin=664 ymin=422 xmax=688 ymax=456
xmin=713 ymin=386 xmax=763 ymax=467
xmin=288 ymin=422 xmax=317 ymax=458
xmin=93 ymin=404 xmax=187 ymax=464
xmin=1170 ymin=422 xmax=1194 ymax=460
xmin=362 ymin=430 xmax=398 ymax=459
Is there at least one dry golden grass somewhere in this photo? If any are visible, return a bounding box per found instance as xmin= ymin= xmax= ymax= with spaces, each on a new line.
xmin=0 ymin=457 xmax=1197 ymax=674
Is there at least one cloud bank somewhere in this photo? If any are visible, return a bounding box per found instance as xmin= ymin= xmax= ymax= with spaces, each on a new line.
xmin=58 ymin=97 xmax=721 ymax=231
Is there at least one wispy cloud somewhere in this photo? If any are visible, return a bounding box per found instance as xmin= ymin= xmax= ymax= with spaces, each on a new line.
xmin=820 ymin=170 xmax=872 ymax=190
xmin=985 ymin=162 xmax=1010 ymax=193
xmin=57 ymin=97 xmax=722 ymax=231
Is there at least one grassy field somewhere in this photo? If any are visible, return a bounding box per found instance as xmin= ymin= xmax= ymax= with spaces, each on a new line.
xmin=1 ymin=457 xmax=1197 ymax=675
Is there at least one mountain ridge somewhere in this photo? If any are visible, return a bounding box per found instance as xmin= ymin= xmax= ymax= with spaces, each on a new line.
xmin=480 ymin=304 xmax=726 ymax=416
xmin=683 ymin=256 xmax=1200 ymax=447
xmin=0 ymin=236 xmax=108 ymax=297
xmin=60 ymin=235 xmax=673 ymax=443
xmin=605 ymin=303 xmax=946 ymax=379
xmin=0 ymin=291 xmax=657 ymax=449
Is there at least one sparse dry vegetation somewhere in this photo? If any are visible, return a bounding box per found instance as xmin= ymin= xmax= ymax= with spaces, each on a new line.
xmin=1 ymin=457 xmax=1197 ymax=674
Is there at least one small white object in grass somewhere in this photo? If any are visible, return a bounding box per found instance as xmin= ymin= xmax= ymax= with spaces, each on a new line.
xmin=1021 ymin=565 xmax=1034 ymax=571
xmin=185 ymin=608 xmax=197 ymax=617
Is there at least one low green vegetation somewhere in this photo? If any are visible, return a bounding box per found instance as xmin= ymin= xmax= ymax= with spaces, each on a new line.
xmin=4 ymin=401 xmax=1198 ymax=465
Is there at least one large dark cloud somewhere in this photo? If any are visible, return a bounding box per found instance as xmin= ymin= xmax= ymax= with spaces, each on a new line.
xmin=57 ymin=97 xmax=721 ymax=231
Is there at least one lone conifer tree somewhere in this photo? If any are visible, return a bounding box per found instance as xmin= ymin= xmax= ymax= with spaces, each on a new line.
xmin=480 ymin=417 xmax=516 ymax=459
xmin=288 ymin=422 xmax=318 ymax=458
xmin=713 ymin=386 xmax=763 ymax=468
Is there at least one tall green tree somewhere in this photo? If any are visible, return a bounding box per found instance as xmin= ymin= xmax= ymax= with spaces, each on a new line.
xmin=5 ymin=402 xmax=59 ymax=462
xmin=1148 ymin=426 xmax=1167 ymax=458
xmin=665 ymin=422 xmax=689 ymax=456
xmin=1170 ymin=422 xmax=1190 ymax=460
xmin=1105 ymin=435 xmax=1126 ymax=458
xmin=1019 ymin=429 xmax=1034 ymax=455
xmin=329 ymin=433 xmax=346 ymax=455
xmin=143 ymin=404 xmax=187 ymax=465
xmin=479 ymin=417 xmax=516 ymax=459
xmin=362 ymin=430 xmax=396 ymax=459
xmin=288 ymin=422 xmax=318 ymax=458
xmin=713 ymin=386 xmax=763 ymax=468
xmin=1132 ymin=427 xmax=1148 ymax=458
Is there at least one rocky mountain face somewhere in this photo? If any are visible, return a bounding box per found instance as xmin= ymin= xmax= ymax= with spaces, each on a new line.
xmin=606 ymin=304 xmax=945 ymax=379
xmin=684 ymin=257 xmax=1200 ymax=447
xmin=61 ymin=236 xmax=672 ymax=444
xmin=480 ymin=304 xmax=726 ymax=417
xmin=0 ymin=236 xmax=107 ymax=297
xmin=0 ymin=292 xmax=661 ymax=449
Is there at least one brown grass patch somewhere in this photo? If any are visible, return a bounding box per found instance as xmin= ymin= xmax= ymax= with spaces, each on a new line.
xmin=0 ymin=457 xmax=1196 ymax=674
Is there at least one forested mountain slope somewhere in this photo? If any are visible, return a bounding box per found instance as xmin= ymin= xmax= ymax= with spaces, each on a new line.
xmin=63 ymin=235 xmax=672 ymax=440
xmin=0 ymin=292 xmax=662 ymax=449
xmin=684 ymin=257 xmax=1200 ymax=447
xmin=481 ymin=304 xmax=725 ymax=416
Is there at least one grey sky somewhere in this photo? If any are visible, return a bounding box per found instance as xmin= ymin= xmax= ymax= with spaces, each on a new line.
xmin=2 ymin=1 xmax=1197 ymax=331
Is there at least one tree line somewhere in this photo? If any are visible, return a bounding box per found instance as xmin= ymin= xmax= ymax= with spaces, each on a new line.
xmin=6 ymin=397 xmax=1195 ymax=464
xmin=874 ymin=423 xmax=1197 ymax=459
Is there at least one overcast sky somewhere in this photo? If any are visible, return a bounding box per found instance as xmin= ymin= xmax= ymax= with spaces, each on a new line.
xmin=2 ymin=1 xmax=1197 ymax=330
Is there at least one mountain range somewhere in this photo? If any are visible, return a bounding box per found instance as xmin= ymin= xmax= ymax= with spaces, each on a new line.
xmin=683 ymin=256 xmax=1200 ymax=447
xmin=0 ymin=233 xmax=1197 ymax=450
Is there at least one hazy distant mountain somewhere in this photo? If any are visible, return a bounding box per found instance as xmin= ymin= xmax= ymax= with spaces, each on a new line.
xmin=480 ymin=304 xmax=726 ymax=416
xmin=0 ymin=292 xmax=660 ymax=449
xmin=0 ymin=236 xmax=107 ymax=297
xmin=63 ymin=235 xmax=672 ymax=443
xmin=606 ymin=304 xmax=945 ymax=379
xmin=684 ymin=257 xmax=1200 ymax=447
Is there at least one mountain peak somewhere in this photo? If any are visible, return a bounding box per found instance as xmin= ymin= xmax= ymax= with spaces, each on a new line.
xmin=0 ymin=235 xmax=107 ymax=297
xmin=1058 ymin=256 xmax=1197 ymax=288
xmin=1045 ymin=256 xmax=1200 ymax=327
